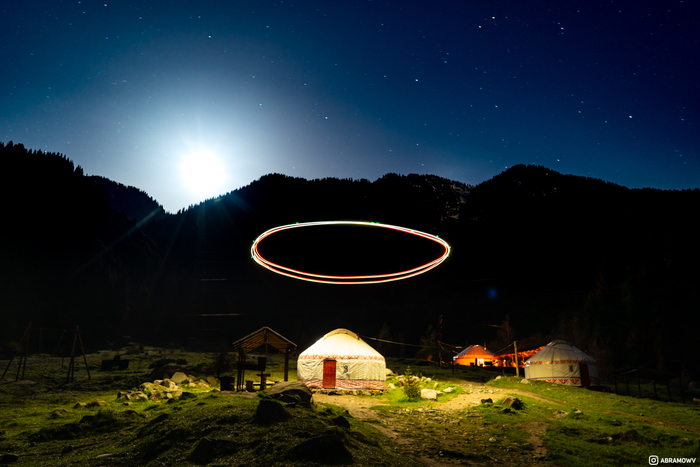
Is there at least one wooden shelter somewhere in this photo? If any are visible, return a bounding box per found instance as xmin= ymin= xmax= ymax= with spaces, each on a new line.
xmin=231 ymin=327 xmax=296 ymax=391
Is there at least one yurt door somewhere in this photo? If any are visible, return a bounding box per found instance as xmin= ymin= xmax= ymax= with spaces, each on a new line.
xmin=579 ymin=363 xmax=590 ymax=387
xmin=323 ymin=360 xmax=336 ymax=388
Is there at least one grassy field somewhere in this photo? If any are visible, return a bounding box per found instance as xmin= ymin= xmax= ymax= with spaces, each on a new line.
xmin=1 ymin=347 xmax=699 ymax=466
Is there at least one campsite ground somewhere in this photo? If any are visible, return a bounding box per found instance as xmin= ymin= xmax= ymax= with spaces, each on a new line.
xmin=1 ymin=348 xmax=699 ymax=466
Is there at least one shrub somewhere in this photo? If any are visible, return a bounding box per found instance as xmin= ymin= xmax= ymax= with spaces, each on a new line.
xmin=402 ymin=366 xmax=421 ymax=401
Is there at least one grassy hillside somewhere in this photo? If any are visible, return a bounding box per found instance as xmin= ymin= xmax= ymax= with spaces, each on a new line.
xmin=2 ymin=348 xmax=699 ymax=465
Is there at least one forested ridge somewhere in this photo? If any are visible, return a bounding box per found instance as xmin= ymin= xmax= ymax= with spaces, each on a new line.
xmin=1 ymin=141 xmax=699 ymax=381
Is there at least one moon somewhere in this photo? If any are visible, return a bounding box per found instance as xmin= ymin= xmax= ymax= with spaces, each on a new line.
xmin=179 ymin=149 xmax=227 ymax=198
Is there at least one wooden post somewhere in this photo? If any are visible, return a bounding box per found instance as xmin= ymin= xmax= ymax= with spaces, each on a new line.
xmin=284 ymin=349 xmax=290 ymax=382
xmin=636 ymin=370 xmax=641 ymax=398
xmin=21 ymin=323 xmax=31 ymax=380
xmin=67 ymin=328 xmax=78 ymax=383
xmin=679 ymin=372 xmax=685 ymax=404
xmin=514 ymin=341 xmax=520 ymax=378
xmin=77 ymin=326 xmax=91 ymax=380
xmin=2 ymin=325 xmax=30 ymax=380
xmin=237 ymin=352 xmax=246 ymax=391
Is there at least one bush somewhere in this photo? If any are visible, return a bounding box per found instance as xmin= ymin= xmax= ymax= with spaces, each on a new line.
xmin=402 ymin=366 xmax=421 ymax=401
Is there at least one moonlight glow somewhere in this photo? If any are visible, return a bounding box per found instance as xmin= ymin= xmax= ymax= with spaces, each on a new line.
xmin=180 ymin=150 xmax=227 ymax=198
xmin=250 ymin=221 xmax=451 ymax=284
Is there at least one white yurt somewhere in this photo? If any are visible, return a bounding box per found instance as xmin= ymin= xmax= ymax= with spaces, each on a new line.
xmin=297 ymin=328 xmax=386 ymax=390
xmin=453 ymin=344 xmax=496 ymax=367
xmin=524 ymin=340 xmax=599 ymax=386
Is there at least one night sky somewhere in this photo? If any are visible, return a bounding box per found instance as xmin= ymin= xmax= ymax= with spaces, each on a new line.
xmin=2 ymin=1 xmax=698 ymax=213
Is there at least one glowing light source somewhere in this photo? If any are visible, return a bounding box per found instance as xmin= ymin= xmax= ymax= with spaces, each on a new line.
xmin=250 ymin=220 xmax=451 ymax=284
xmin=180 ymin=149 xmax=226 ymax=196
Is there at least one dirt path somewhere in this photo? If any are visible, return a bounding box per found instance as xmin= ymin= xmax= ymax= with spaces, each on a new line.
xmin=314 ymin=382 xmax=563 ymax=466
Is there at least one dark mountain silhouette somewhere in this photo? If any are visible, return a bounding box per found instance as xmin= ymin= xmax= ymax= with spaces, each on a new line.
xmin=2 ymin=141 xmax=699 ymax=381
xmin=88 ymin=176 xmax=166 ymax=225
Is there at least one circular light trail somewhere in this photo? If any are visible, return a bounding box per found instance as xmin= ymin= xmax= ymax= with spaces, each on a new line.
xmin=250 ymin=220 xmax=451 ymax=284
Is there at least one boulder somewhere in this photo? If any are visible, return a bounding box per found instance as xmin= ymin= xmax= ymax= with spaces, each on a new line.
xmin=480 ymin=398 xmax=493 ymax=405
xmin=385 ymin=368 xmax=394 ymax=376
xmin=288 ymin=431 xmax=353 ymax=464
xmin=189 ymin=437 xmax=237 ymax=465
xmin=501 ymin=396 xmax=524 ymax=410
xmin=263 ymin=381 xmax=313 ymax=405
xmin=255 ymin=399 xmax=290 ymax=424
xmin=160 ymin=379 xmax=178 ymax=390
xmin=332 ymin=415 xmax=351 ymax=429
xmin=420 ymin=389 xmax=439 ymax=401
xmin=170 ymin=372 xmax=188 ymax=384
xmin=1 ymin=453 xmax=19 ymax=464
xmin=520 ymin=378 xmax=531 ymax=384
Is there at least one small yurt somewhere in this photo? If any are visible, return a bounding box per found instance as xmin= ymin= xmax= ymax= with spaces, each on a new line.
xmin=454 ymin=345 xmax=496 ymax=367
xmin=297 ymin=328 xmax=386 ymax=390
xmin=524 ymin=340 xmax=599 ymax=387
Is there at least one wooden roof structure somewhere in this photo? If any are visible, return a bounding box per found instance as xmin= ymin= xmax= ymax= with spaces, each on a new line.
xmin=232 ymin=326 xmax=296 ymax=355
xmin=231 ymin=327 xmax=296 ymax=391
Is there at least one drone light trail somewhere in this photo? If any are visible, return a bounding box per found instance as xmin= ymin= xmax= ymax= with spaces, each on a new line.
xmin=250 ymin=220 xmax=451 ymax=284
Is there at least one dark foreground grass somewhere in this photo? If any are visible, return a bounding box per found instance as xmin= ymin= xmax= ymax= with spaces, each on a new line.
xmin=0 ymin=350 xmax=417 ymax=466
xmin=0 ymin=390 xmax=417 ymax=466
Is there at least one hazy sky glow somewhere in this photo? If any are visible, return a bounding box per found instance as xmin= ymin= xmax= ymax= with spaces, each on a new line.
xmin=2 ymin=1 xmax=698 ymax=212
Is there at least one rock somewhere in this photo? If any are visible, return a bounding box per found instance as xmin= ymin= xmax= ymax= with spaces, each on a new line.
xmin=160 ymin=379 xmax=178 ymax=390
xmin=288 ymin=432 xmax=353 ymax=464
xmin=180 ymin=391 xmax=197 ymax=400
xmin=263 ymin=381 xmax=313 ymax=405
xmin=386 ymin=368 xmax=394 ymax=376
xmin=171 ymin=372 xmax=188 ymax=384
xmin=1 ymin=453 xmax=19 ymax=463
xmin=86 ymin=400 xmax=106 ymax=408
xmin=433 ymin=382 xmax=439 ymax=388
xmin=480 ymin=398 xmax=493 ymax=404
xmin=73 ymin=402 xmax=87 ymax=409
xmin=520 ymin=378 xmax=531 ymax=384
xmin=254 ymin=399 xmax=290 ymax=424
xmin=148 ymin=413 xmax=169 ymax=425
xmin=131 ymin=392 xmax=149 ymax=402
xmin=489 ymin=437 xmax=496 ymax=442
xmin=206 ymin=376 xmax=217 ymax=386
xmin=189 ymin=437 xmax=237 ymax=465
xmin=387 ymin=383 xmax=395 ymax=390
xmin=495 ymin=375 xmax=502 ymax=380
xmin=420 ymin=389 xmax=439 ymax=401
xmin=332 ymin=415 xmax=351 ymax=428
xmin=50 ymin=409 xmax=70 ymax=419
xmin=116 ymin=391 xmax=130 ymax=400
xmin=502 ymin=396 xmax=524 ymax=410
xmin=501 ymin=408 xmax=513 ymax=414
xmin=443 ymin=387 xmax=454 ymax=393
xmin=140 ymin=382 xmax=156 ymax=392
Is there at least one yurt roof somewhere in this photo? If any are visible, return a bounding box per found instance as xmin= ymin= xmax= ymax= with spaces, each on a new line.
xmin=299 ymin=328 xmax=384 ymax=360
xmin=454 ymin=344 xmax=495 ymax=359
xmin=525 ymin=340 xmax=596 ymax=364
